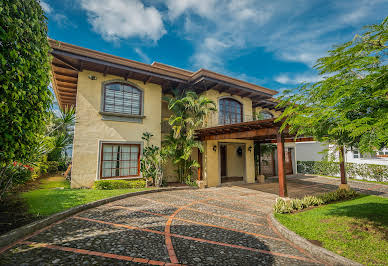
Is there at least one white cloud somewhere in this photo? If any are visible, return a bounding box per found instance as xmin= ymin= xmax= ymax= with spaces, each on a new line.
xmin=163 ymin=0 xmax=387 ymax=71
xmin=40 ymin=0 xmax=52 ymax=14
xmin=80 ymin=0 xmax=166 ymax=42
xmin=274 ymin=73 xmax=323 ymax=85
xmin=134 ymin=48 xmax=151 ymax=63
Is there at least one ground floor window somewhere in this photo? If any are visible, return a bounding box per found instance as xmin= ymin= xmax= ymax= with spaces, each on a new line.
xmin=100 ymin=143 xmax=140 ymax=178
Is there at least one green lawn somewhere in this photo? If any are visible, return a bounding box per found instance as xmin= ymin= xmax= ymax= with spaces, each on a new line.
xmin=21 ymin=176 xmax=152 ymax=216
xmin=275 ymin=195 xmax=388 ymax=265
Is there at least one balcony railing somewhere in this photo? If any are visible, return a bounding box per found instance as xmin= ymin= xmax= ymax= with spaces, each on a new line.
xmin=162 ymin=112 xmax=267 ymax=133
xmin=203 ymin=112 xmax=264 ymax=128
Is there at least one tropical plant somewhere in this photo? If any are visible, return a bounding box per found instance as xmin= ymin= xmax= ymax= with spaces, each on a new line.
xmin=277 ymin=17 xmax=388 ymax=179
xmin=140 ymin=132 xmax=166 ymax=187
xmin=164 ymin=91 xmax=216 ymax=184
xmin=0 ymin=0 xmax=51 ymax=198
xmin=46 ymin=106 xmax=76 ymax=162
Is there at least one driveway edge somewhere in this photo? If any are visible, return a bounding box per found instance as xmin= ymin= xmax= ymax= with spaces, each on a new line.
xmin=0 ymin=186 xmax=195 ymax=250
xmin=269 ymin=213 xmax=361 ymax=266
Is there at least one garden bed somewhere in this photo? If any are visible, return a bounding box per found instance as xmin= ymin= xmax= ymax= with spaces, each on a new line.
xmin=275 ymin=195 xmax=388 ymax=265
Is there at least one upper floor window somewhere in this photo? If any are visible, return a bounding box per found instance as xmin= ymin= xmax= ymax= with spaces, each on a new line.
xmin=258 ymin=111 xmax=273 ymax=120
xmin=219 ymin=98 xmax=243 ymax=125
xmin=103 ymin=82 xmax=142 ymax=115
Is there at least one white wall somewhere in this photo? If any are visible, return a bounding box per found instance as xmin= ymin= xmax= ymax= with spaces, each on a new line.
xmin=295 ymin=142 xmax=327 ymax=162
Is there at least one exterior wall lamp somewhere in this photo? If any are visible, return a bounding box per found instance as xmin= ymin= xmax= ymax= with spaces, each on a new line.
xmin=213 ymin=145 xmax=217 ymax=152
xmin=88 ymin=75 xmax=97 ymax=80
xmin=248 ymin=146 xmax=253 ymax=152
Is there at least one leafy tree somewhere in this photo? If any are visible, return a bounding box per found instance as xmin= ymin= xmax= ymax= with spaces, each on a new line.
xmin=164 ymin=91 xmax=216 ymax=184
xmin=278 ymin=17 xmax=388 ymax=181
xmin=0 ymin=1 xmax=52 ymax=170
xmin=0 ymin=0 xmax=52 ymax=197
xmin=140 ymin=132 xmax=166 ymax=187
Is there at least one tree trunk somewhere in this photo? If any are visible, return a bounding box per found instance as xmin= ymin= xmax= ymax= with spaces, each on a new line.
xmin=339 ymin=145 xmax=346 ymax=185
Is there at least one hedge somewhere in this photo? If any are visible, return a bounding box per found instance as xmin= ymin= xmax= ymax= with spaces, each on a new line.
xmin=297 ymin=161 xmax=388 ymax=182
xmin=94 ymin=179 xmax=146 ymax=190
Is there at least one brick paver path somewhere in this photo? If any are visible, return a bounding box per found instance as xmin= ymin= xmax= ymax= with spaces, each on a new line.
xmin=0 ymin=187 xmax=325 ymax=265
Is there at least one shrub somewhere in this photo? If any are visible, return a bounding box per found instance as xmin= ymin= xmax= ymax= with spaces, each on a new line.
xmin=273 ymin=189 xmax=359 ymax=214
xmin=302 ymin=195 xmax=324 ymax=207
xmin=297 ymin=161 xmax=388 ymax=182
xmin=46 ymin=161 xmax=59 ymax=174
xmin=94 ymin=179 xmax=146 ymax=190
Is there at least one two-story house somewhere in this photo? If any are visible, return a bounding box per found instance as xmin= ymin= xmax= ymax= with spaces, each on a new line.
xmin=49 ymin=39 xmax=295 ymax=190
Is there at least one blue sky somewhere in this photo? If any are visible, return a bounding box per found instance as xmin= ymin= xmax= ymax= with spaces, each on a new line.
xmin=41 ymin=0 xmax=387 ymax=95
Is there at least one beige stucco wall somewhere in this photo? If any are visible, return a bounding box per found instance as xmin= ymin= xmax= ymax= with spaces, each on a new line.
xmin=226 ymin=143 xmax=245 ymax=177
xmin=203 ymin=139 xmax=255 ymax=187
xmin=71 ymin=70 xmax=162 ymax=188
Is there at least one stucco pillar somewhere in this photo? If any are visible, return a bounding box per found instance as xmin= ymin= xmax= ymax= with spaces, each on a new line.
xmin=203 ymin=140 xmax=220 ymax=187
xmin=245 ymin=141 xmax=255 ymax=184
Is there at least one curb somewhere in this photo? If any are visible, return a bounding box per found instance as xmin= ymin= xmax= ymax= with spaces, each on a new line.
xmin=269 ymin=213 xmax=362 ymax=266
xmin=0 ymin=186 xmax=195 ymax=250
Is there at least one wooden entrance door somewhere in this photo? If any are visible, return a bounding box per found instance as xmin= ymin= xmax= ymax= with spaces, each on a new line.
xmin=285 ymin=149 xmax=293 ymax=175
xmin=220 ymin=145 xmax=227 ymax=177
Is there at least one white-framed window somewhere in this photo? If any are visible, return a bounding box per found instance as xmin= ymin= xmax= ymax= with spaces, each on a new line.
xmin=353 ymin=150 xmax=363 ymax=159
xmin=259 ymin=111 xmax=273 ymax=120
xmin=377 ymin=149 xmax=388 ymax=157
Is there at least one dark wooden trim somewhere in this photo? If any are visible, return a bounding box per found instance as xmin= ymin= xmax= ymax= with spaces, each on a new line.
xmin=100 ymin=143 xmax=141 ymax=179
xmin=277 ymin=133 xmax=287 ymax=197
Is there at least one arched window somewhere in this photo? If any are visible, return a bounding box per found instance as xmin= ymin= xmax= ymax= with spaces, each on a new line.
xmin=103 ymin=82 xmax=142 ymax=115
xmin=219 ymin=98 xmax=243 ymax=125
xmin=258 ymin=110 xmax=273 ymax=120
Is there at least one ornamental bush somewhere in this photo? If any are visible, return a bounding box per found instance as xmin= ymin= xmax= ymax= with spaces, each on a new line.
xmin=0 ymin=0 xmax=52 ymax=198
xmin=273 ymin=189 xmax=359 ymax=214
xmin=297 ymin=161 xmax=388 ymax=182
xmin=94 ymin=179 xmax=146 ymax=190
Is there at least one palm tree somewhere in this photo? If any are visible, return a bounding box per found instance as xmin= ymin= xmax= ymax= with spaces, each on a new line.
xmin=164 ymin=90 xmax=216 ymax=183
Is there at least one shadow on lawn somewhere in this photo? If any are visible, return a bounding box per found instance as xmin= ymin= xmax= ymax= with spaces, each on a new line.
xmin=326 ymin=199 xmax=388 ymax=239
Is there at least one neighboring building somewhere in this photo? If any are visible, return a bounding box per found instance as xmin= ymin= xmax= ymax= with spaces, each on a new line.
xmin=294 ymin=142 xmax=388 ymax=167
xmin=49 ymin=39 xmax=290 ymax=188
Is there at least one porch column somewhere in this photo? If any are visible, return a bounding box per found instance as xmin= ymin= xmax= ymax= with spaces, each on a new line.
xmin=277 ymin=133 xmax=288 ymax=197
xmin=197 ymin=148 xmax=203 ymax=181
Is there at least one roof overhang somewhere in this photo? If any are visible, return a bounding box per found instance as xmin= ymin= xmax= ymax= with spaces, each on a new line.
xmin=49 ymin=39 xmax=279 ymax=110
xmin=196 ymin=118 xmax=312 ymax=143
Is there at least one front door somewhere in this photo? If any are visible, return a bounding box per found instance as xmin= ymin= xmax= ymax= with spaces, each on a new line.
xmin=220 ymin=145 xmax=227 ymax=177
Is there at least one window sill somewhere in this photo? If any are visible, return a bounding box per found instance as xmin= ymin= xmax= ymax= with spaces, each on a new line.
xmin=99 ymin=111 xmax=145 ymax=119
xmin=99 ymin=176 xmax=142 ymax=180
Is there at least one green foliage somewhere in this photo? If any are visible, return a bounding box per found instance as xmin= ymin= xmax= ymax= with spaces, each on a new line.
xmin=273 ymin=189 xmax=358 ymax=214
xmin=46 ymin=161 xmax=59 ymax=174
xmin=0 ymin=0 xmax=52 ymax=166
xmin=163 ymin=91 xmax=216 ymax=184
xmin=140 ymin=132 xmax=166 ymax=187
xmin=94 ymin=179 xmax=146 ymax=190
xmin=278 ymin=17 xmax=388 ymax=153
xmin=275 ymin=195 xmax=388 ymax=265
xmin=297 ymin=161 xmax=388 ymax=182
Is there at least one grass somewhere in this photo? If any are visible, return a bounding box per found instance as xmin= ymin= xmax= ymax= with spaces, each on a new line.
xmin=275 ymin=195 xmax=388 ymax=265
xmin=21 ymin=176 xmax=152 ymax=216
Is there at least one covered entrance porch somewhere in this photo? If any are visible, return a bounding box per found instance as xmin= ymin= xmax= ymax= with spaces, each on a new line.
xmin=196 ymin=118 xmax=313 ymax=197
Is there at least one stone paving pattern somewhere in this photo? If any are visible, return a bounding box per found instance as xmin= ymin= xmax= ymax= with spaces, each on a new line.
xmin=0 ymin=175 xmax=386 ymax=265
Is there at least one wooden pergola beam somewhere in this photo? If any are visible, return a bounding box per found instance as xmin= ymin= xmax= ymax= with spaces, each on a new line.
xmin=55 ymin=74 xmax=78 ymax=83
xmin=200 ymin=127 xmax=278 ymax=140
xmin=56 ymin=81 xmax=77 ymax=89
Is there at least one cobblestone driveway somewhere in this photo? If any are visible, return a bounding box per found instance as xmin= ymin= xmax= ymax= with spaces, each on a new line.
xmin=0 ymin=186 xmax=324 ymax=265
